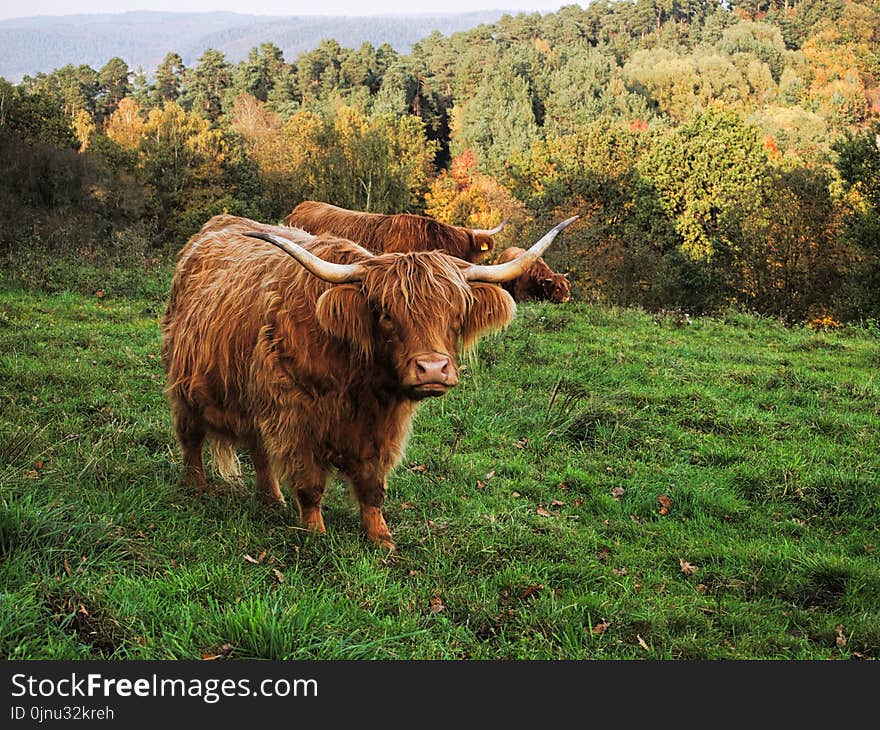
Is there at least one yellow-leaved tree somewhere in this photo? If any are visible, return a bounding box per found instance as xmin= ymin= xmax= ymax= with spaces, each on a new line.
xmin=425 ymin=148 xmax=528 ymax=254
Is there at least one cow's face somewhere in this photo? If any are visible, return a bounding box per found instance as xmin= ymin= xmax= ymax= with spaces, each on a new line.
xmin=541 ymin=273 xmax=571 ymax=303
xmin=315 ymin=253 xmax=515 ymax=399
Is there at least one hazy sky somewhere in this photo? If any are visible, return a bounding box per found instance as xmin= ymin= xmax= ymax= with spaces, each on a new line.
xmin=0 ymin=1 xmax=575 ymax=21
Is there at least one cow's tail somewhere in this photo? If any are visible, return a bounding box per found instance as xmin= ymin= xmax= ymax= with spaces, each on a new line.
xmin=210 ymin=440 xmax=242 ymax=481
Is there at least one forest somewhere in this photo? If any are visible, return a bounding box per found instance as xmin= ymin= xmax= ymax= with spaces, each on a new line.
xmin=1 ymin=0 xmax=879 ymax=323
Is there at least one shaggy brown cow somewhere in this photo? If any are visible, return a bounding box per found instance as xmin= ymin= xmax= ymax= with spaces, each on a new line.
xmin=161 ymin=213 xmax=576 ymax=550
xmin=284 ymin=200 xmax=507 ymax=263
xmin=495 ymin=246 xmax=571 ymax=303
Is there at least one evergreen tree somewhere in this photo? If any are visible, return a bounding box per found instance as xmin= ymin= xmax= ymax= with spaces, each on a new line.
xmin=153 ymin=52 xmax=185 ymax=105
xmin=97 ymin=57 xmax=131 ymax=119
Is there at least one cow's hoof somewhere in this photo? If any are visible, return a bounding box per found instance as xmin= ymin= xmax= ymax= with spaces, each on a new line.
xmin=260 ymin=492 xmax=287 ymax=509
xmin=366 ymin=534 xmax=395 ymax=551
xmin=301 ymin=508 xmax=326 ymax=534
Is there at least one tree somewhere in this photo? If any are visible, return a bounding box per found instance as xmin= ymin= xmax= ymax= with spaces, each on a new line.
xmin=833 ymin=123 xmax=880 ymax=319
xmin=183 ymin=49 xmax=232 ymax=122
xmin=21 ymin=64 xmax=99 ymax=119
xmin=97 ymin=57 xmax=131 ymax=119
xmin=638 ymin=108 xmax=770 ymax=261
xmin=153 ymin=52 xmax=185 ymax=105
xmin=0 ymin=79 xmax=77 ymax=148
xmin=450 ymin=65 xmax=540 ymax=176
xmin=231 ymin=97 xmax=438 ymax=218
xmin=425 ymin=148 xmax=527 ymax=237
xmin=234 ymin=43 xmax=287 ymax=103
xmin=731 ymin=166 xmax=849 ymax=321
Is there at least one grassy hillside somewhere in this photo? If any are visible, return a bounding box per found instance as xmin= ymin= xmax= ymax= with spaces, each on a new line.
xmin=1 ymin=288 xmax=878 ymax=659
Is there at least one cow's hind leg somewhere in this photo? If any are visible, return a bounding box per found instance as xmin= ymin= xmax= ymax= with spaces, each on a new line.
xmin=249 ymin=438 xmax=285 ymax=507
xmin=291 ymin=456 xmax=328 ymax=534
xmin=173 ymin=403 xmax=207 ymax=490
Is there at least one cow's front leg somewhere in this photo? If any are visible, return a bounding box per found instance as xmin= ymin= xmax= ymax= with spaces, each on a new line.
xmin=349 ymin=474 xmax=395 ymax=551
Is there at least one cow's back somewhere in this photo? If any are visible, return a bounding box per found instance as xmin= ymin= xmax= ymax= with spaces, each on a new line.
xmin=162 ymin=215 xmax=365 ymax=427
xmin=286 ymin=201 xmax=486 ymax=262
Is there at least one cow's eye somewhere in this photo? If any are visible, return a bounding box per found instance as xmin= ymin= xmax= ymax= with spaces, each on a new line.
xmin=378 ymin=312 xmax=394 ymax=330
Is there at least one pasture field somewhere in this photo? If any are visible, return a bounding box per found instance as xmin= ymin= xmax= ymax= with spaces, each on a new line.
xmin=1 ymin=286 xmax=878 ymax=660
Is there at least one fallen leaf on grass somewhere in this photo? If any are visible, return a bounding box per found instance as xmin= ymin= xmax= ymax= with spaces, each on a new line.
xmin=429 ymin=595 xmax=445 ymax=614
xmin=514 ymin=438 xmax=529 ymax=450
xmin=476 ymin=480 xmax=485 ymax=489
xmin=95 ymin=290 xmax=104 ymax=298
xmin=519 ymin=584 xmax=543 ymax=600
xmin=399 ymin=501 xmax=415 ymax=510
xmin=679 ymin=558 xmax=698 ymax=576
xmin=611 ymin=487 xmax=625 ymax=500
xmin=573 ymin=497 xmax=584 ymax=508
xmin=658 ymin=494 xmax=672 ymax=515
xmin=243 ymin=551 xmax=267 ymax=565
xmin=201 ymin=643 xmax=234 ymax=660
xmin=512 ymin=491 xmax=521 ymax=498
xmin=835 ymin=625 xmax=847 ymax=648
xmin=484 ymin=470 xmax=496 ymax=480
xmin=272 ymin=569 xmax=284 ymax=585
xmin=63 ymin=559 xmax=71 ymax=576
xmin=550 ymin=499 xmax=565 ymax=508
xmin=696 ymin=583 xmax=707 ymax=593
xmin=637 ymin=634 xmax=650 ymax=651
xmin=592 ymin=620 xmax=610 ymax=635
xmin=536 ymin=507 xmax=551 ymax=518
xmin=407 ymin=463 xmax=428 ymax=473
xmin=612 ymin=567 xmax=628 ymax=576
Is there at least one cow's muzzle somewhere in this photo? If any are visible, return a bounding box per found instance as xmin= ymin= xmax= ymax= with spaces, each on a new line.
xmin=404 ymin=354 xmax=459 ymax=397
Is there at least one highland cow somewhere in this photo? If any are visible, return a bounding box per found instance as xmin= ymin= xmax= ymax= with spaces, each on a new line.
xmin=495 ymin=246 xmax=571 ymax=303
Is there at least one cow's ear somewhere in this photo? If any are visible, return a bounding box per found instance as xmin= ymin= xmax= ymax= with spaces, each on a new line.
xmin=462 ymin=283 xmax=516 ymax=351
xmin=470 ymin=233 xmax=493 ymax=256
xmin=315 ymin=285 xmax=374 ymax=359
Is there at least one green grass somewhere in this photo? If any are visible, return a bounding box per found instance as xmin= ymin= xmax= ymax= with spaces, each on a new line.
xmin=1 ymin=287 xmax=878 ymax=659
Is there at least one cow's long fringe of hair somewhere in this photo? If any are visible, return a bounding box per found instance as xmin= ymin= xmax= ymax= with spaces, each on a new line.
xmin=366 ymin=250 xmax=475 ymax=321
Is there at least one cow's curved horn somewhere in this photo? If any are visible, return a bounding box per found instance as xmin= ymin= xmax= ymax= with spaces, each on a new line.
xmin=464 ymin=215 xmax=579 ymax=283
xmin=471 ymin=216 xmax=509 ymax=236
xmin=244 ymin=231 xmax=366 ymax=283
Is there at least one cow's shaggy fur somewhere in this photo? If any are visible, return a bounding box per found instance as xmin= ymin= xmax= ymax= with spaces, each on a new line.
xmin=285 ymin=201 xmax=498 ymax=263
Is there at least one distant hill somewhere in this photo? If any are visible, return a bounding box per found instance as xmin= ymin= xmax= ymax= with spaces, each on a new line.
xmin=0 ymin=10 xmax=509 ymax=82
